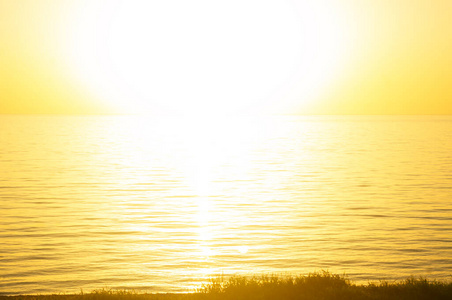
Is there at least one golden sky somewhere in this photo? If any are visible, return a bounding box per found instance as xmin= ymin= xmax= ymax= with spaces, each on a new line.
xmin=1 ymin=0 xmax=451 ymax=115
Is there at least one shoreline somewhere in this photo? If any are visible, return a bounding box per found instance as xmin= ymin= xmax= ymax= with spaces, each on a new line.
xmin=1 ymin=273 xmax=451 ymax=300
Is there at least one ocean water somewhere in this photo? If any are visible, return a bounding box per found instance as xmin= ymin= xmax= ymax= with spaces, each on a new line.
xmin=0 ymin=115 xmax=451 ymax=295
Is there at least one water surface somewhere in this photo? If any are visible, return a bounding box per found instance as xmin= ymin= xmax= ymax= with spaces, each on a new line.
xmin=1 ymin=115 xmax=451 ymax=294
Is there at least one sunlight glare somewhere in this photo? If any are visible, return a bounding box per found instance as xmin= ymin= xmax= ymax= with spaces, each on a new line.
xmin=67 ymin=0 xmax=350 ymax=115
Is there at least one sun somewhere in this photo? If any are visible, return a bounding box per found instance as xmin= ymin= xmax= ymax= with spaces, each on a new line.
xmin=66 ymin=0 xmax=350 ymax=115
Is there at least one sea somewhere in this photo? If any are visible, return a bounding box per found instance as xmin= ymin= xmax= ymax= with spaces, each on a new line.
xmin=1 ymin=115 xmax=451 ymax=295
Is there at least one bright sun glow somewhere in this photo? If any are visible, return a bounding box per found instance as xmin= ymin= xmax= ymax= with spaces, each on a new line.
xmin=67 ymin=0 xmax=349 ymax=115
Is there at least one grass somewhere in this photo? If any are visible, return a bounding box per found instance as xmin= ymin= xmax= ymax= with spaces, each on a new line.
xmin=1 ymin=272 xmax=452 ymax=300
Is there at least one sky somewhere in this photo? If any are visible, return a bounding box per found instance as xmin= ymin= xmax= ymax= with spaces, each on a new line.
xmin=0 ymin=0 xmax=451 ymax=115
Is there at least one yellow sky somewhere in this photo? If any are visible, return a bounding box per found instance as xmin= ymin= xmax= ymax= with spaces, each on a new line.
xmin=1 ymin=0 xmax=451 ymax=115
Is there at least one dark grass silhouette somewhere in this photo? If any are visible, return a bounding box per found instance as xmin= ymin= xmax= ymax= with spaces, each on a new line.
xmin=2 ymin=272 xmax=451 ymax=300
xmin=195 ymin=271 xmax=452 ymax=300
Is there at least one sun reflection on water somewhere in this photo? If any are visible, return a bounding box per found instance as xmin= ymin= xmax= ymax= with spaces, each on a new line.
xmin=178 ymin=115 xmax=270 ymax=263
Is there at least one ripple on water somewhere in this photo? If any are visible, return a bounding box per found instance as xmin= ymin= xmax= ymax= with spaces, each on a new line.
xmin=1 ymin=115 xmax=452 ymax=294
